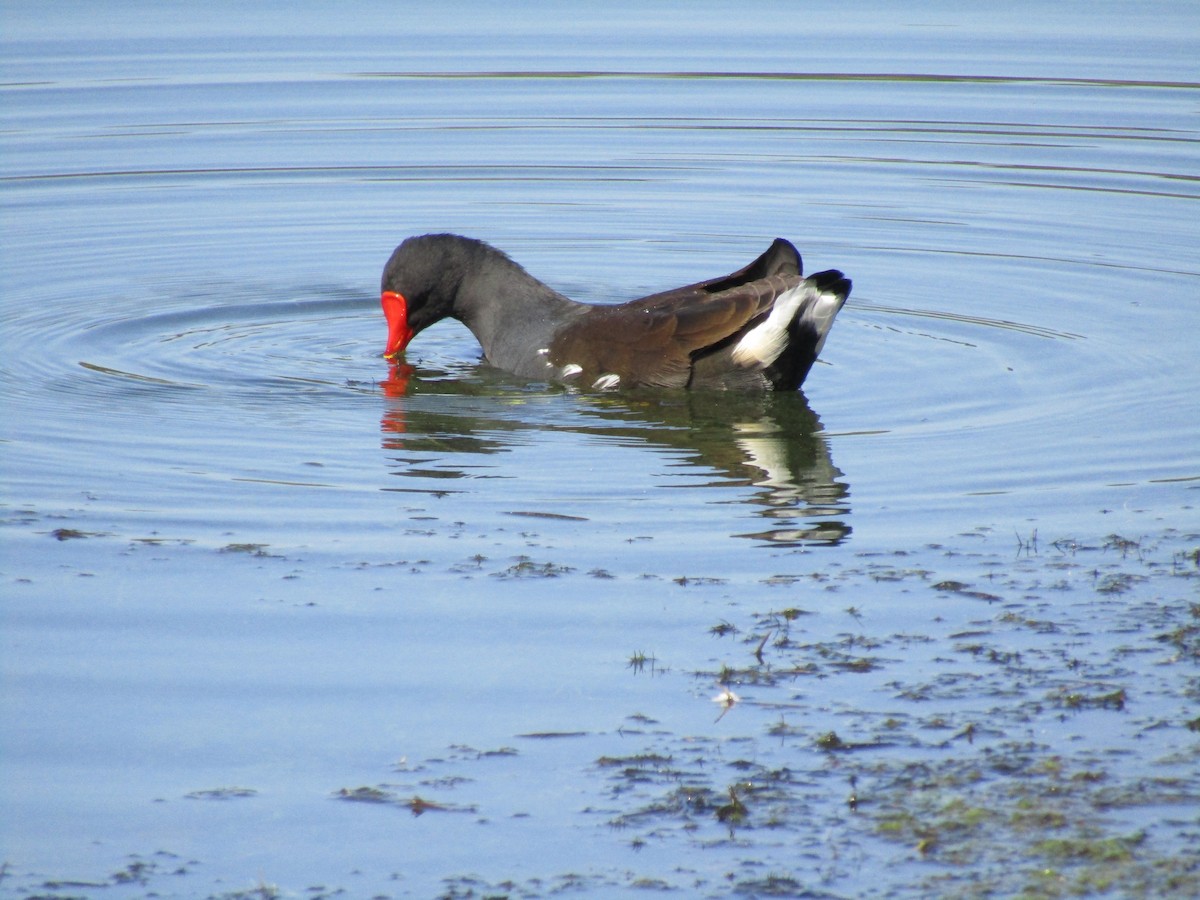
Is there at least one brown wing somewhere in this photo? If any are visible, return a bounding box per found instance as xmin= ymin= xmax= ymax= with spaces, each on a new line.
xmin=628 ymin=237 xmax=802 ymax=308
xmin=548 ymin=272 xmax=801 ymax=388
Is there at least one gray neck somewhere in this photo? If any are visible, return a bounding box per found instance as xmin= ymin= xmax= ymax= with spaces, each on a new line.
xmin=452 ymin=259 xmax=584 ymax=378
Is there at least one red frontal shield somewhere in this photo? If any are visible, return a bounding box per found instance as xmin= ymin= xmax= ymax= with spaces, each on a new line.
xmin=381 ymin=291 xmax=414 ymax=358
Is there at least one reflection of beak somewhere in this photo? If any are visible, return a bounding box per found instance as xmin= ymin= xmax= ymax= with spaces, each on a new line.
xmin=381 ymin=362 xmax=413 ymax=398
xmin=382 ymin=290 xmax=414 ymax=358
xmin=380 ymin=362 xmax=414 ymax=448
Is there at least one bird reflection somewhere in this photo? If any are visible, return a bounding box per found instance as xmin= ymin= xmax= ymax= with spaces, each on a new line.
xmin=379 ymin=361 xmax=850 ymax=546
xmin=379 ymin=362 xmax=414 ymax=437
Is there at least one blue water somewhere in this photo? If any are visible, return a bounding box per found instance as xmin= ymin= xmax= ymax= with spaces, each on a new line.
xmin=3 ymin=2 xmax=1199 ymax=896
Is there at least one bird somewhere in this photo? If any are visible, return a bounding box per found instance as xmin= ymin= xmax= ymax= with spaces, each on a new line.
xmin=380 ymin=234 xmax=850 ymax=391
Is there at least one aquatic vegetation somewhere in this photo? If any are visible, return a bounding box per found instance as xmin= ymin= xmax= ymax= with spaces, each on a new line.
xmin=184 ymin=786 xmax=258 ymax=800
xmin=491 ymin=555 xmax=575 ymax=578
xmin=627 ymin=650 xmax=658 ymax=674
xmin=334 ymin=785 xmax=476 ymax=816
xmin=219 ymin=542 xmax=275 ymax=556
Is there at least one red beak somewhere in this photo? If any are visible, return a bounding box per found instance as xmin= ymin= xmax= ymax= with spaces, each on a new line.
xmin=381 ymin=290 xmax=414 ymax=359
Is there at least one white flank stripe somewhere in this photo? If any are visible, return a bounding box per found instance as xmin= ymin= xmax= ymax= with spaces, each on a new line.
xmin=731 ymin=283 xmax=807 ymax=368
xmin=731 ymin=278 xmax=844 ymax=368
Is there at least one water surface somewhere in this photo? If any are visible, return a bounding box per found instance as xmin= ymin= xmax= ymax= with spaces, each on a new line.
xmin=2 ymin=2 xmax=1198 ymax=897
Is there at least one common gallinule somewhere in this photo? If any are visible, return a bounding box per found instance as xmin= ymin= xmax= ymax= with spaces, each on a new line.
xmin=381 ymin=234 xmax=850 ymax=391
